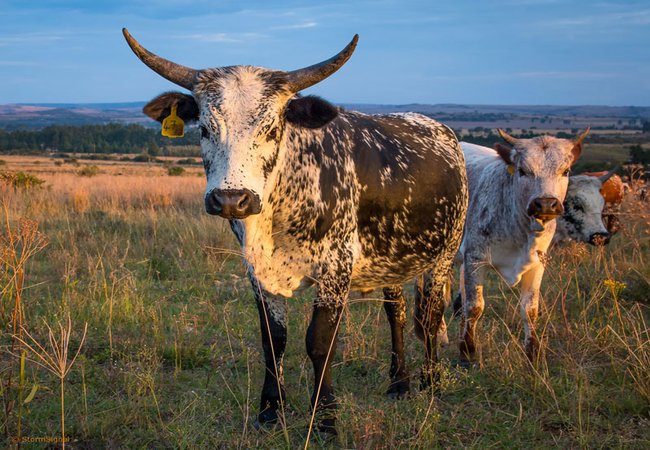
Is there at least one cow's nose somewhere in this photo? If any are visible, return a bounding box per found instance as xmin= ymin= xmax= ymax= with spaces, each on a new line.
xmin=205 ymin=189 xmax=261 ymax=218
xmin=588 ymin=232 xmax=610 ymax=246
xmin=527 ymin=197 xmax=564 ymax=219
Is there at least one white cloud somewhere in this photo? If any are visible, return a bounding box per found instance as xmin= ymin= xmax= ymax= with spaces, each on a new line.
xmin=269 ymin=22 xmax=318 ymax=30
xmin=0 ymin=60 xmax=41 ymax=66
xmin=178 ymin=32 xmax=267 ymax=43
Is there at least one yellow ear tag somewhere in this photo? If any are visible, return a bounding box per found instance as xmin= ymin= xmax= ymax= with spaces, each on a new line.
xmin=162 ymin=105 xmax=185 ymax=138
xmin=508 ymin=164 xmax=515 ymax=175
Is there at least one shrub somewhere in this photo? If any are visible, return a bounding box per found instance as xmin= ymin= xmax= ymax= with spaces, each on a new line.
xmin=54 ymin=160 xmax=63 ymax=166
xmin=168 ymin=166 xmax=185 ymax=176
xmin=78 ymin=165 xmax=100 ymax=177
xmin=63 ymin=158 xmax=79 ymax=166
xmin=0 ymin=160 xmax=6 ymax=165
xmin=176 ymin=158 xmax=199 ymax=165
xmin=0 ymin=171 xmax=46 ymax=189
xmin=132 ymin=153 xmax=151 ymax=162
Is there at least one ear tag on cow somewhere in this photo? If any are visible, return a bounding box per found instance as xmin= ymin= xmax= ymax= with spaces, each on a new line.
xmin=508 ymin=164 xmax=515 ymax=175
xmin=162 ymin=105 xmax=185 ymax=138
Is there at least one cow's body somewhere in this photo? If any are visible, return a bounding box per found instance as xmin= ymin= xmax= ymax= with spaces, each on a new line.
xmin=123 ymin=29 xmax=468 ymax=437
xmin=456 ymin=133 xmax=584 ymax=364
xmin=229 ymin=110 xmax=466 ymax=299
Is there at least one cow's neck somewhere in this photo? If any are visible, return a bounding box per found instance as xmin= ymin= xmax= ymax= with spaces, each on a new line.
xmin=234 ymin=123 xmax=329 ymax=297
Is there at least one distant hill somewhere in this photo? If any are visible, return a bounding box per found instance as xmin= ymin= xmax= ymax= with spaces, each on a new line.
xmin=1 ymin=102 xmax=649 ymax=131
xmin=343 ymin=103 xmax=650 ymax=118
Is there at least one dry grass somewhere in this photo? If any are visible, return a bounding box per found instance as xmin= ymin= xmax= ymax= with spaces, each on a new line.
xmin=0 ymin=160 xmax=649 ymax=448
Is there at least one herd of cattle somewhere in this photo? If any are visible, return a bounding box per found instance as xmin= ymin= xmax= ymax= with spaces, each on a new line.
xmin=122 ymin=30 xmax=634 ymax=437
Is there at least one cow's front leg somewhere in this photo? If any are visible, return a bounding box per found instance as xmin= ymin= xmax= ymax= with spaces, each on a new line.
xmin=413 ymin=271 xmax=446 ymax=389
xmin=306 ymin=259 xmax=351 ymax=438
xmin=383 ymin=285 xmax=410 ymax=399
xmin=519 ymin=264 xmax=544 ymax=362
xmin=250 ymin=277 xmax=288 ymax=428
xmin=459 ymin=260 xmax=487 ymax=367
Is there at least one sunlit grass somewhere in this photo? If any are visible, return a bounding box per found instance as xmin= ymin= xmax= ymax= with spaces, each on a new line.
xmin=1 ymin=163 xmax=649 ymax=448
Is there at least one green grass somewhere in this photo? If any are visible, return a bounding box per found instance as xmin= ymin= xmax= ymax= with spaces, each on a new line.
xmin=1 ymin=173 xmax=650 ymax=449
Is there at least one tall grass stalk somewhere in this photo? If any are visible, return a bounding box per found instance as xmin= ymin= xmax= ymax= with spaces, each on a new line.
xmin=16 ymin=314 xmax=88 ymax=449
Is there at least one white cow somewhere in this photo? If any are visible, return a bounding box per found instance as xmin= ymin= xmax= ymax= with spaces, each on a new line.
xmin=456 ymin=129 xmax=587 ymax=364
xmin=554 ymin=168 xmax=618 ymax=246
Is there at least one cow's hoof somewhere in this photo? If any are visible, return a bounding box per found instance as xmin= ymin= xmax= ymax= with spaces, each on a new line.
xmin=419 ymin=370 xmax=441 ymax=393
xmin=254 ymin=408 xmax=283 ymax=432
xmin=307 ymin=428 xmax=337 ymax=443
xmin=387 ymin=381 xmax=410 ymax=400
xmin=456 ymin=360 xmax=471 ymax=370
xmin=253 ymin=420 xmax=280 ymax=432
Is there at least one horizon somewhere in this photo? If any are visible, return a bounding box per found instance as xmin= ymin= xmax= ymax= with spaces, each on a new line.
xmin=1 ymin=1 xmax=649 ymax=106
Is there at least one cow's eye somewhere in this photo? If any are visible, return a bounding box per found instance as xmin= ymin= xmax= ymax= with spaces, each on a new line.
xmin=267 ymin=128 xmax=278 ymax=141
xmin=518 ymin=168 xmax=527 ymax=177
xmin=200 ymin=125 xmax=209 ymax=140
xmin=574 ymin=203 xmax=584 ymax=212
xmin=562 ymin=169 xmax=570 ymax=177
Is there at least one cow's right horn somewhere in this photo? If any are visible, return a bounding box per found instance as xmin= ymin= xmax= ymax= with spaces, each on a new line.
xmin=123 ymin=28 xmax=198 ymax=91
xmin=598 ymin=165 xmax=619 ymax=184
xmin=286 ymin=35 xmax=359 ymax=93
xmin=497 ymin=129 xmax=517 ymax=146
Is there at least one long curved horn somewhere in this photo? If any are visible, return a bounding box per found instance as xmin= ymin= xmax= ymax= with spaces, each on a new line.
xmin=286 ymin=35 xmax=359 ymax=93
xmin=598 ymin=165 xmax=619 ymax=184
xmin=123 ymin=28 xmax=198 ymax=91
xmin=573 ymin=127 xmax=590 ymax=145
xmin=497 ymin=128 xmax=517 ymax=146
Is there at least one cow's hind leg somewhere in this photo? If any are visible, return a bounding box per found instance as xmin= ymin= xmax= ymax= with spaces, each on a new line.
xmin=251 ymin=282 xmax=288 ymax=429
xmin=383 ymin=285 xmax=410 ymax=399
xmin=414 ymin=271 xmax=447 ymax=390
xmin=459 ymin=261 xmax=487 ymax=367
xmin=306 ymin=258 xmax=352 ymax=438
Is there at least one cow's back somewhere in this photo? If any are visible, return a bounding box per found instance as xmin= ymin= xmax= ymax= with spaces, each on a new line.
xmin=346 ymin=112 xmax=468 ymax=289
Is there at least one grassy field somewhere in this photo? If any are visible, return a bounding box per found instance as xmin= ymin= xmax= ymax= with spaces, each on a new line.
xmin=1 ymin=156 xmax=650 ymax=449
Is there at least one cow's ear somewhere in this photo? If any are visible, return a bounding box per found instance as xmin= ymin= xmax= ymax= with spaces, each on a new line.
xmin=143 ymin=92 xmax=199 ymax=123
xmin=570 ymin=142 xmax=583 ymax=165
xmin=285 ymin=95 xmax=338 ymax=128
xmin=494 ymin=143 xmax=514 ymax=165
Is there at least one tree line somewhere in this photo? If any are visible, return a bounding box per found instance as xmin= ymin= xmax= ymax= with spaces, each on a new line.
xmin=0 ymin=123 xmax=200 ymax=155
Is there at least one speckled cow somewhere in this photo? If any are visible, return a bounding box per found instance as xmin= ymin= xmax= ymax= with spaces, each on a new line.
xmin=123 ymin=29 xmax=468 ymax=437
xmin=457 ymin=130 xmax=587 ymax=365
xmin=554 ymin=168 xmax=619 ymax=246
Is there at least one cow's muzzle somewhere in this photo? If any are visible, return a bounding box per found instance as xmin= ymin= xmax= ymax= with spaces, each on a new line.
xmin=206 ymin=188 xmax=261 ymax=219
xmin=588 ymin=232 xmax=610 ymax=246
xmin=527 ymin=197 xmax=564 ymax=221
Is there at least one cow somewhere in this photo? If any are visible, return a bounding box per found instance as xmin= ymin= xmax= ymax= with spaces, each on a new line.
xmin=437 ymin=166 xmax=619 ymax=346
xmin=554 ymin=168 xmax=619 ymax=245
xmin=576 ymin=170 xmax=624 ymax=236
xmin=122 ymin=29 xmax=468 ymax=437
xmin=456 ymin=130 xmax=587 ymax=365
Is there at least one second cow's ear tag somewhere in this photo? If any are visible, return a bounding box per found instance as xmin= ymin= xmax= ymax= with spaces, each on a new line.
xmin=508 ymin=164 xmax=515 ymax=175
xmin=162 ymin=105 xmax=185 ymax=138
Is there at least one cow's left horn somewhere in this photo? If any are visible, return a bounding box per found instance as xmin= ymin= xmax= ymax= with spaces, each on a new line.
xmin=497 ymin=129 xmax=517 ymax=146
xmin=123 ymin=28 xmax=198 ymax=91
xmin=572 ymin=127 xmax=590 ymax=145
xmin=598 ymin=165 xmax=619 ymax=184
xmin=286 ymin=35 xmax=359 ymax=93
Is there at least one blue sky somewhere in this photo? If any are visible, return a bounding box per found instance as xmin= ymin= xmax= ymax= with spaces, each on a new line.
xmin=1 ymin=0 xmax=649 ymax=106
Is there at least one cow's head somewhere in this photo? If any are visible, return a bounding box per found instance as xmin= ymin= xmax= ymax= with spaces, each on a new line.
xmin=556 ymin=168 xmax=618 ymax=245
xmin=495 ymin=128 xmax=589 ymax=232
xmin=123 ymin=28 xmax=357 ymax=219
